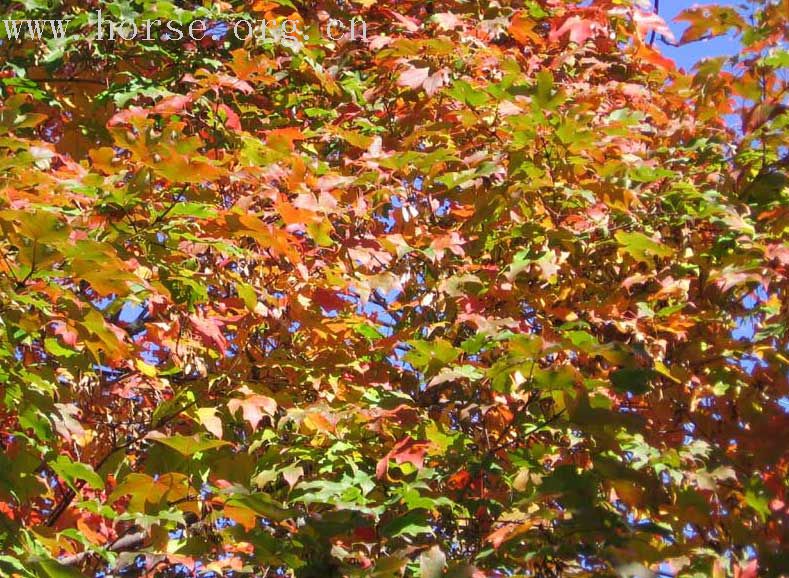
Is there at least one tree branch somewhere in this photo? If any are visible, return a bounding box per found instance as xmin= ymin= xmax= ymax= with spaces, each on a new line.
xmin=44 ymin=399 xmax=198 ymax=528
xmin=27 ymin=77 xmax=108 ymax=86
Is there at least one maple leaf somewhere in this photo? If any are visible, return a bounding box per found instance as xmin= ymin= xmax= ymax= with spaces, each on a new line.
xmin=398 ymin=66 xmax=430 ymax=90
xmin=429 ymin=231 xmax=466 ymax=261
xmin=312 ymin=287 xmax=347 ymax=312
xmin=549 ymin=15 xmax=605 ymax=45
xmin=1 ymin=1 xmax=786 ymax=576
xmin=675 ymin=5 xmax=746 ymax=44
xmin=52 ymin=404 xmax=90 ymax=447
xmin=50 ymin=320 xmax=78 ymax=346
xmin=152 ymin=94 xmax=193 ymax=115
xmin=218 ymin=103 xmax=242 ymax=131
xmin=227 ymin=387 xmax=277 ymax=430
xmin=266 ymin=127 xmax=305 ymax=152
xmin=735 ymin=559 xmax=758 ymax=578
xmin=189 ymin=312 xmax=230 ymax=356
xmin=509 ymin=11 xmax=539 ymax=45
xmin=107 ymin=106 xmax=147 ymax=127
xmin=379 ymin=8 xmax=421 ymax=32
xmin=486 ymin=521 xmax=534 ymax=549
xmin=184 ymin=71 xmax=254 ymax=94
xmin=433 ymin=12 xmax=463 ymax=31
xmin=636 ymin=44 xmax=677 ymax=71
xmin=376 ymin=436 xmax=431 ymax=479
xmin=447 ymin=469 xmax=472 ymax=490
xmin=196 ymin=407 xmax=224 ymax=439
xmin=633 ymin=9 xmax=675 ymax=44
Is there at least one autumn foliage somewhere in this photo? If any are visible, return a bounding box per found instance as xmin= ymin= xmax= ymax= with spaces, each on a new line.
xmin=0 ymin=1 xmax=787 ymax=577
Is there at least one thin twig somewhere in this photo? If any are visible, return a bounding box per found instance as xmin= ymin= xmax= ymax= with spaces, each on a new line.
xmin=27 ymin=77 xmax=108 ymax=86
xmin=648 ymin=0 xmax=660 ymax=46
xmin=45 ymin=399 xmax=198 ymax=527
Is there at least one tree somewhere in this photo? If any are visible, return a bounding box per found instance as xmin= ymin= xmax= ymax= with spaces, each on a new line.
xmin=0 ymin=1 xmax=786 ymax=577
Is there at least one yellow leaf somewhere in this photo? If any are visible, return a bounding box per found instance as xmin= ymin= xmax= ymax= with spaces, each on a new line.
xmin=136 ymin=359 xmax=158 ymax=377
xmin=197 ymin=407 xmax=224 ymax=439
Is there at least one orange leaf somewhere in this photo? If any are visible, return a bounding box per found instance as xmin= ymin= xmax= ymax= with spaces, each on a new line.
xmin=266 ymin=127 xmax=305 ymax=152
xmin=509 ymin=11 xmax=539 ymax=45
xmin=486 ymin=521 xmax=533 ymax=549
xmin=228 ymin=389 xmax=277 ymax=430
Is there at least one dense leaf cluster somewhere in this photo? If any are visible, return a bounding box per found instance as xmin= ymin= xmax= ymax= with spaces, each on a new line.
xmin=0 ymin=1 xmax=786 ymax=577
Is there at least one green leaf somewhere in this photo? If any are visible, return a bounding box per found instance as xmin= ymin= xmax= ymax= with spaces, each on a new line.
xmin=224 ymin=492 xmax=293 ymax=522
xmin=535 ymin=70 xmax=553 ymax=108
xmin=237 ymin=282 xmax=258 ymax=310
xmin=744 ymin=478 xmax=770 ymax=522
xmin=610 ymin=368 xmax=656 ymax=395
xmin=615 ymin=231 xmax=674 ymax=264
xmin=354 ymin=322 xmax=384 ymax=340
xmin=167 ymin=202 xmax=217 ymax=219
xmin=146 ymin=433 xmax=230 ymax=456
xmin=381 ymin=510 xmax=433 ymax=538
xmin=50 ymin=455 xmax=104 ymax=491
xmin=0 ymin=555 xmax=30 ymax=576
xmin=428 ymin=364 xmax=484 ymax=387
xmin=43 ymin=337 xmax=78 ymax=358
xmin=404 ymin=339 xmax=461 ymax=373
xmin=533 ymin=366 xmax=577 ymax=391
xmin=33 ymin=559 xmax=89 ymax=578
xmin=448 ymin=79 xmax=489 ymax=107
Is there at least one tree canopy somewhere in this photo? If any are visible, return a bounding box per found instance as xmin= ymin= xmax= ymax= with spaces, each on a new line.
xmin=0 ymin=1 xmax=787 ymax=577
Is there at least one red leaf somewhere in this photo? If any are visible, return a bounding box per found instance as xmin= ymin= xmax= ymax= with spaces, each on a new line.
xmin=633 ymin=9 xmax=675 ymax=44
xmin=218 ymin=103 xmax=242 ymax=131
xmin=735 ymin=559 xmax=758 ymax=578
xmin=423 ymin=70 xmax=448 ymax=96
xmin=766 ymin=243 xmax=789 ymax=266
xmin=215 ymin=74 xmax=254 ymax=94
xmin=353 ymin=526 xmax=377 ymax=543
xmin=379 ymin=9 xmax=421 ymax=33
xmin=433 ymin=12 xmax=463 ymax=32
xmin=153 ymin=94 xmax=193 ymax=115
xmin=675 ymin=6 xmax=745 ymax=44
xmin=189 ymin=312 xmax=229 ymax=356
xmin=51 ymin=321 xmax=78 ymax=346
xmin=447 ymin=470 xmax=471 ymax=490
xmin=376 ymin=436 xmax=430 ymax=479
xmin=549 ymin=15 xmax=603 ymax=45
xmin=0 ymin=501 xmax=17 ymax=521
xmin=486 ymin=521 xmax=534 ymax=549
xmin=312 ymin=287 xmax=346 ymax=313
xmin=107 ymin=106 xmax=147 ymax=127
xmin=398 ymin=67 xmax=430 ymax=90
xmin=183 ymin=72 xmax=254 ymax=94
